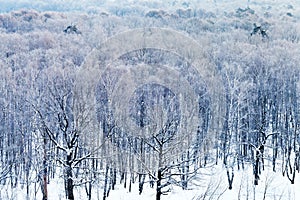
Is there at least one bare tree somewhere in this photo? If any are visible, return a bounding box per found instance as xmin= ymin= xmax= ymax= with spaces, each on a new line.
xmin=33 ymin=66 xmax=106 ymax=200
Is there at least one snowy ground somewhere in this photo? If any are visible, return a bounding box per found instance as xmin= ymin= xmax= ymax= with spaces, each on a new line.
xmin=1 ymin=163 xmax=299 ymax=200
xmin=106 ymin=164 xmax=300 ymax=200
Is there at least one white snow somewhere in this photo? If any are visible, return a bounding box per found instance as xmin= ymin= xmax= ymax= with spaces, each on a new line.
xmin=2 ymin=163 xmax=299 ymax=199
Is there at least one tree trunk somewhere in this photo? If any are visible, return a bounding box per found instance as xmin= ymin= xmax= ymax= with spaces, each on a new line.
xmin=254 ymin=150 xmax=260 ymax=185
xmin=156 ymin=144 xmax=163 ymax=200
xmin=85 ymin=181 xmax=92 ymax=200
xmin=43 ymin=136 xmax=48 ymax=200
xmin=156 ymin=169 xmax=162 ymax=200
xmin=103 ymin=165 xmax=109 ymax=200
xmin=65 ymin=164 xmax=74 ymax=200
xmin=226 ymin=167 xmax=234 ymax=190
xmin=138 ymin=174 xmax=145 ymax=195
xmin=65 ymin=151 xmax=74 ymax=200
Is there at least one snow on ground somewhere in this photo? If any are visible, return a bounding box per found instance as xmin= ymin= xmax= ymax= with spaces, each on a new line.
xmin=9 ymin=162 xmax=296 ymax=200
xmin=2 ymin=162 xmax=299 ymax=199
xmin=106 ymin=164 xmax=300 ymax=200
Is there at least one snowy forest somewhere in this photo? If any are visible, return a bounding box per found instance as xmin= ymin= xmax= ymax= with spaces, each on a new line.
xmin=0 ymin=0 xmax=300 ymax=199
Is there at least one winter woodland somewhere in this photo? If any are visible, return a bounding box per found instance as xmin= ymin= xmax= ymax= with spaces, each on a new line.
xmin=0 ymin=0 xmax=300 ymax=199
